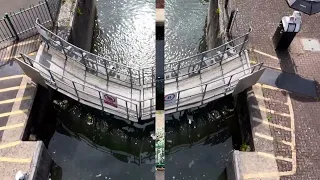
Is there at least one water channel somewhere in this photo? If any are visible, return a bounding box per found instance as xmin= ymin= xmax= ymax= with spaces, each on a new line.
xmin=44 ymin=0 xmax=239 ymax=179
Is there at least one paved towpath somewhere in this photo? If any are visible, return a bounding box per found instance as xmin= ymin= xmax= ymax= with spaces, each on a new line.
xmin=230 ymin=0 xmax=320 ymax=179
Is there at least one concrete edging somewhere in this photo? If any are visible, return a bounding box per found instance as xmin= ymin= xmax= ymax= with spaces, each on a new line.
xmin=28 ymin=141 xmax=53 ymax=180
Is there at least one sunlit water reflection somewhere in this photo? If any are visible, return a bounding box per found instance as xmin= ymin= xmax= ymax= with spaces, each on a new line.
xmin=92 ymin=0 xmax=155 ymax=69
xmin=92 ymin=0 xmax=208 ymax=67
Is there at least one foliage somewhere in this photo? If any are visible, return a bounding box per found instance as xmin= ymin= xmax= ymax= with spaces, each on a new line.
xmin=76 ymin=7 xmax=83 ymax=15
xmin=240 ymin=143 xmax=251 ymax=151
xmin=215 ymin=8 xmax=221 ymax=15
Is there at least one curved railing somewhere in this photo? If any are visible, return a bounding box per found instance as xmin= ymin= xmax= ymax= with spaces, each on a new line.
xmin=20 ymin=54 xmax=263 ymax=121
xmin=35 ymin=19 xmax=252 ymax=86
xmin=29 ymin=19 xmax=261 ymax=121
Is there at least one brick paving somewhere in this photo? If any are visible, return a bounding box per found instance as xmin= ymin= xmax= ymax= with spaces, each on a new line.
xmin=229 ymin=0 xmax=320 ymax=179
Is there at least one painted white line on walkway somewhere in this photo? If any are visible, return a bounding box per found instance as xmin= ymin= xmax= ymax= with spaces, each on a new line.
xmin=0 ymin=123 xmax=24 ymax=131
xmin=252 ymin=94 xmax=289 ymax=105
xmin=255 ymin=132 xmax=292 ymax=146
xmin=257 ymin=152 xmax=293 ymax=162
xmin=256 ymin=83 xmax=284 ymax=91
xmin=252 ymin=117 xmax=291 ymax=131
xmin=287 ymin=93 xmax=297 ymax=173
xmin=0 ymin=75 xmax=26 ymax=81
xmin=253 ymin=49 xmax=279 ymax=61
xmin=0 ymin=157 xmax=31 ymax=163
xmin=251 ymin=105 xmax=291 ymax=117
xmin=0 ymin=141 xmax=21 ymax=149
xmin=0 ymin=96 xmax=31 ymax=105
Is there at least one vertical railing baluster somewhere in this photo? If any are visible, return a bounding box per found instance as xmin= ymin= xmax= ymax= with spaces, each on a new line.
xmin=72 ymin=81 xmax=79 ymax=100
xmin=99 ymin=91 xmax=104 ymax=111
xmin=176 ymin=91 xmax=180 ymax=112
xmin=44 ymin=0 xmax=54 ymax=26
xmin=58 ymin=39 xmax=67 ymax=60
xmin=138 ymin=69 xmax=141 ymax=86
xmin=126 ymin=101 xmax=129 ymax=120
xmin=151 ymin=67 xmax=154 ymax=95
xmin=220 ymin=44 xmax=227 ymax=65
xmin=4 ymin=13 xmax=19 ymax=41
xmin=142 ymin=68 xmax=145 ymax=85
xmin=251 ymin=65 xmax=256 ymax=73
xmin=149 ymin=99 xmax=152 ymax=119
xmin=201 ymin=84 xmax=207 ymax=105
xmin=198 ymin=54 xmax=205 ymax=74
xmin=259 ymin=63 xmax=263 ymax=70
xmin=135 ymin=104 xmax=139 ymax=120
xmin=48 ymin=70 xmax=56 ymax=86
xmin=239 ymin=28 xmax=251 ymax=55
xmin=21 ymin=54 xmax=27 ymax=64
xmin=139 ymin=101 xmax=142 ymax=119
xmin=228 ymin=75 xmax=233 ymax=86
xmin=176 ymin=61 xmax=180 ymax=82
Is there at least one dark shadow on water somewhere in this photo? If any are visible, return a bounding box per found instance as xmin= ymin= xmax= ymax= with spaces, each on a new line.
xmin=33 ymin=89 xmax=239 ymax=179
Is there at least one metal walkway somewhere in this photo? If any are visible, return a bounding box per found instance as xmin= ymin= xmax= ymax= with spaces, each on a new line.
xmin=17 ymin=20 xmax=263 ymax=122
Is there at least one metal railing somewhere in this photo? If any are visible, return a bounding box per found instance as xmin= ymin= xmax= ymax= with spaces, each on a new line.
xmin=19 ymin=52 xmax=263 ymax=121
xmin=20 ymin=54 xmax=141 ymax=121
xmin=36 ymin=20 xmax=252 ymax=87
xmin=0 ymin=0 xmax=60 ymax=49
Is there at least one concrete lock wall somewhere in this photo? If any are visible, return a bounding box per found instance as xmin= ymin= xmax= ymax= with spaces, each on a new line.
xmin=226 ymin=150 xmax=241 ymax=180
xmin=69 ymin=0 xmax=96 ymax=51
xmin=206 ymin=0 xmax=220 ymax=49
xmin=28 ymin=141 xmax=53 ymax=180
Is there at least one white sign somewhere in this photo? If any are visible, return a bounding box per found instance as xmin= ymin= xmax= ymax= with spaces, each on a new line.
xmin=164 ymin=93 xmax=177 ymax=105
xmin=103 ymin=94 xmax=117 ymax=108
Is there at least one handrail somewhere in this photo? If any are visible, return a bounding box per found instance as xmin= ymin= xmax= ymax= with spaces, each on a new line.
xmin=20 ymin=51 xmax=263 ymax=121
xmin=19 ymin=54 xmax=139 ymax=120
xmin=35 ymin=19 xmax=252 ymax=85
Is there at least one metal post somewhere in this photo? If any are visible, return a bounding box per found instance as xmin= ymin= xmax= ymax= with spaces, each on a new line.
xmin=198 ymin=55 xmax=205 ymax=74
xmin=176 ymin=91 xmax=180 ymax=112
xmin=58 ymin=39 xmax=67 ymax=60
xmin=220 ymin=44 xmax=227 ymax=65
xmin=81 ymin=52 xmax=88 ymax=70
xmin=129 ymin=68 xmax=133 ymax=88
xmin=26 ymin=57 xmax=33 ymax=67
xmin=135 ymin=104 xmax=139 ymax=120
xmin=138 ymin=69 xmax=141 ymax=85
xmin=151 ymin=67 xmax=154 ymax=95
xmin=44 ymin=0 xmax=54 ymax=26
xmin=21 ymin=54 xmax=27 ymax=64
xmin=139 ymin=101 xmax=142 ymax=119
xmin=259 ymin=63 xmax=263 ymax=70
xmin=251 ymin=66 xmax=256 ymax=73
xmin=4 ymin=13 xmax=19 ymax=41
xmin=228 ymin=75 xmax=233 ymax=86
xmin=239 ymin=28 xmax=250 ymax=54
xmin=48 ymin=70 xmax=56 ymax=85
xmin=142 ymin=68 xmax=145 ymax=85
xmin=72 ymin=82 xmax=79 ymax=100
xmin=201 ymin=84 xmax=207 ymax=105
xmin=149 ymin=99 xmax=152 ymax=118
xmin=99 ymin=91 xmax=104 ymax=111
xmin=126 ymin=101 xmax=129 ymax=120
xmin=176 ymin=61 xmax=180 ymax=82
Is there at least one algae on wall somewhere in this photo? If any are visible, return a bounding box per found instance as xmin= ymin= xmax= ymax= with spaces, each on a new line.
xmin=206 ymin=0 xmax=221 ymax=50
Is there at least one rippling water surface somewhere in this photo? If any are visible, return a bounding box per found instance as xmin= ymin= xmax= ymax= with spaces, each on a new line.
xmin=92 ymin=0 xmax=155 ymax=69
xmin=92 ymin=0 xmax=208 ymax=67
xmin=48 ymin=1 xmax=232 ymax=179
xmin=165 ymin=0 xmax=208 ymax=63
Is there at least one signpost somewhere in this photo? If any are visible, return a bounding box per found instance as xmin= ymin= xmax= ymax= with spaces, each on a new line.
xmin=103 ymin=94 xmax=118 ymax=108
